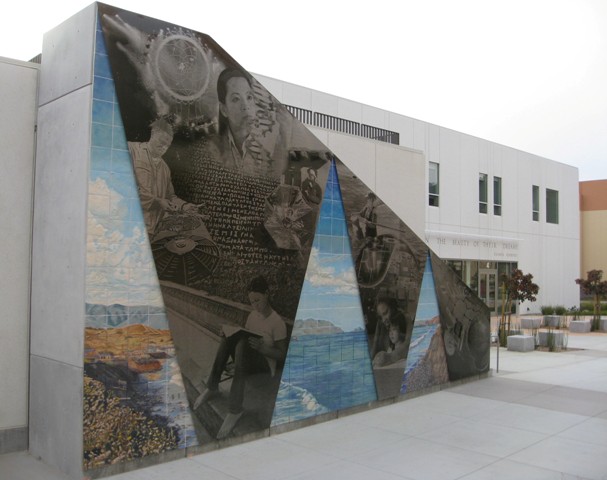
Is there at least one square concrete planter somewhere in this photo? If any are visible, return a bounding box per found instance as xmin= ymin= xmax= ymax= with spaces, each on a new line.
xmin=543 ymin=315 xmax=563 ymax=328
xmin=507 ymin=334 xmax=535 ymax=352
xmin=569 ymin=319 xmax=591 ymax=333
xmin=538 ymin=330 xmax=565 ymax=348
xmin=520 ymin=317 xmax=542 ymax=330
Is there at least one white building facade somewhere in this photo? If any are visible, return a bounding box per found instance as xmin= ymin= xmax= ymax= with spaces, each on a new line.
xmin=255 ymin=73 xmax=580 ymax=314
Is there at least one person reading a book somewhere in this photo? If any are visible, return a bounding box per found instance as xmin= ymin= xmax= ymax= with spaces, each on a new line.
xmin=193 ymin=275 xmax=287 ymax=439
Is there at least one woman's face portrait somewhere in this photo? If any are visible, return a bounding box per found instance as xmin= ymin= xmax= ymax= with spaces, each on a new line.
xmin=220 ymin=76 xmax=256 ymax=135
xmin=388 ymin=325 xmax=400 ymax=345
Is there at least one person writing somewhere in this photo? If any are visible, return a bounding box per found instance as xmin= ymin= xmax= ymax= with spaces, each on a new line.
xmin=128 ymin=118 xmax=198 ymax=236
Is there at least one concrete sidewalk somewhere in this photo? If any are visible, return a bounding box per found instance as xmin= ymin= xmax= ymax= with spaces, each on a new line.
xmin=3 ymin=333 xmax=607 ymax=480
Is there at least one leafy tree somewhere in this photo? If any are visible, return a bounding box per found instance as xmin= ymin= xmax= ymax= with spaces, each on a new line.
xmin=575 ymin=269 xmax=607 ymax=331
xmin=499 ymin=269 xmax=539 ymax=344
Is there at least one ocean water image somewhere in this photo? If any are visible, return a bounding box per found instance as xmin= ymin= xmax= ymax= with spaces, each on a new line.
xmin=137 ymin=356 xmax=197 ymax=449
xmin=273 ymin=332 xmax=376 ymax=425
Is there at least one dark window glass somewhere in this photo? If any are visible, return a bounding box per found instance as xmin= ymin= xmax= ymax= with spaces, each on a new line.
xmin=479 ymin=173 xmax=488 ymax=213
xmin=429 ymin=162 xmax=439 ymax=207
xmin=546 ymin=189 xmax=559 ymax=224
xmin=493 ymin=176 xmax=502 ymax=216
xmin=532 ymin=185 xmax=540 ymax=221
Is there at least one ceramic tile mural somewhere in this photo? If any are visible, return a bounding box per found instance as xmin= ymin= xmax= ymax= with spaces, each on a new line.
xmin=430 ymin=252 xmax=491 ymax=380
xmin=335 ymin=159 xmax=430 ymax=399
xmin=97 ymin=1 xmax=334 ymax=447
xmin=82 ymin=3 xmax=490 ymax=472
xmin=272 ymin=162 xmax=376 ymax=426
xmin=400 ymin=255 xmax=449 ymax=393
xmin=84 ymin=17 xmax=196 ymax=470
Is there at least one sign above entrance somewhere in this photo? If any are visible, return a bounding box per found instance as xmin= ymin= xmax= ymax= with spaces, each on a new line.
xmin=425 ymin=231 xmax=519 ymax=261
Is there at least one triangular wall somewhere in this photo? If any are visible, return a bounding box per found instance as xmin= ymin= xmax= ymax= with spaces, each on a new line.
xmin=430 ymin=252 xmax=491 ymax=379
xmin=80 ymin=2 xmax=491 ymax=473
xmin=334 ymin=159 xmax=429 ymax=398
xmin=400 ymin=254 xmax=449 ymax=393
xmin=273 ymin=161 xmax=376 ymax=426
xmin=84 ymin=15 xmax=198 ymax=470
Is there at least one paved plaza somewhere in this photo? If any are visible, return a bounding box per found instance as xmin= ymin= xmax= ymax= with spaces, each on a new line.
xmin=2 ymin=333 xmax=607 ymax=480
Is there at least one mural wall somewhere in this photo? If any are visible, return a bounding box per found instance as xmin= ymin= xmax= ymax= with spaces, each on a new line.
xmin=84 ymin=2 xmax=489 ymax=472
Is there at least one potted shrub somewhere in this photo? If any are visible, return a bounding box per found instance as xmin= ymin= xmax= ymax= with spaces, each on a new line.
xmin=538 ymin=309 xmax=567 ymax=351
xmin=554 ymin=305 xmax=567 ymax=329
xmin=499 ymin=269 xmax=539 ymax=346
xmin=540 ymin=305 xmax=554 ymax=315
xmin=575 ymin=270 xmax=607 ymax=331
xmin=538 ymin=327 xmax=567 ymax=351
xmin=541 ymin=305 xmax=560 ymax=328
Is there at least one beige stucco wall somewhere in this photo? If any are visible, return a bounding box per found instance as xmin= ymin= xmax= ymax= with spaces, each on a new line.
xmin=579 ymin=180 xmax=607 ymax=277
xmin=580 ymin=210 xmax=607 ymax=276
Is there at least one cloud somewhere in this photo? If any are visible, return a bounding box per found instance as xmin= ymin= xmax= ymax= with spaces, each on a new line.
xmin=305 ymin=248 xmax=359 ymax=295
xmin=86 ymin=178 xmax=163 ymax=307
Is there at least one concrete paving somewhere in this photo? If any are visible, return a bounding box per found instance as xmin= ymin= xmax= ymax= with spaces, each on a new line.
xmin=2 ymin=333 xmax=607 ymax=480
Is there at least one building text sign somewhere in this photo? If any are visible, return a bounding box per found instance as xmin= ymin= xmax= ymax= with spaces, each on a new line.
xmin=425 ymin=232 xmax=519 ymax=261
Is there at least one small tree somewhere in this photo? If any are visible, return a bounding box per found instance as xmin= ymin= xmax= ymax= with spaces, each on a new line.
xmin=575 ymin=270 xmax=607 ymax=331
xmin=499 ymin=269 xmax=539 ymax=344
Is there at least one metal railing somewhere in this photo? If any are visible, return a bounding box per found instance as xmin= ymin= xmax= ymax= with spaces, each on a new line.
xmin=284 ymin=104 xmax=400 ymax=145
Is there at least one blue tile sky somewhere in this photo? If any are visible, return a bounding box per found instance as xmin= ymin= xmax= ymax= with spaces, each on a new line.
xmin=415 ymin=255 xmax=440 ymax=322
xmin=85 ymin=18 xmax=196 ymax=450
xmin=87 ymin=18 xmax=165 ymax=311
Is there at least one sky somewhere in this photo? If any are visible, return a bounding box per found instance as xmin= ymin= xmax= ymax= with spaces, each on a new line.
xmin=297 ymin=247 xmax=365 ymax=332
xmin=3 ymin=0 xmax=606 ymax=180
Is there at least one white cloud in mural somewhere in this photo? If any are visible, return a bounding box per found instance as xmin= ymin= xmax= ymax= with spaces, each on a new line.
xmin=86 ymin=178 xmax=163 ymax=307
xmin=305 ymin=247 xmax=358 ymax=295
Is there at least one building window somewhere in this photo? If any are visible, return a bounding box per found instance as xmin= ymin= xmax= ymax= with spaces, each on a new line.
xmin=479 ymin=173 xmax=488 ymax=213
xmin=493 ymin=176 xmax=502 ymax=216
xmin=429 ymin=162 xmax=439 ymax=207
xmin=546 ymin=188 xmax=559 ymax=224
xmin=532 ymin=185 xmax=539 ymax=221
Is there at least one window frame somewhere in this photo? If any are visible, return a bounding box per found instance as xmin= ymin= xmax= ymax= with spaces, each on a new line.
xmin=493 ymin=176 xmax=502 ymax=216
xmin=429 ymin=162 xmax=440 ymax=207
xmin=546 ymin=188 xmax=559 ymax=224
xmin=479 ymin=173 xmax=488 ymax=214
xmin=532 ymin=185 xmax=540 ymax=221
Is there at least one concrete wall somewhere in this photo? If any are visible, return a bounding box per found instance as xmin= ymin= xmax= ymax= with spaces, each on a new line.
xmin=0 ymin=57 xmax=38 ymax=454
xmin=255 ymin=73 xmax=581 ymax=311
xmin=308 ymin=127 xmax=426 ymax=238
xmin=29 ymin=5 xmax=96 ymax=477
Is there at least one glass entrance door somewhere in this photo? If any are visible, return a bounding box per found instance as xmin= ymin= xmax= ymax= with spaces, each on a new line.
xmin=479 ymin=269 xmax=498 ymax=312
